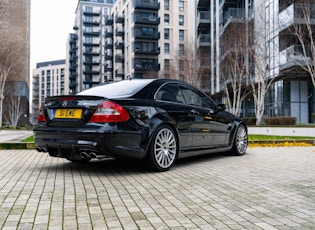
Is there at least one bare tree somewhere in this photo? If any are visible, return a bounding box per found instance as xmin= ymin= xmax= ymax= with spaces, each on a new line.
xmin=172 ymin=39 xmax=210 ymax=89
xmin=220 ymin=23 xmax=250 ymax=116
xmin=246 ymin=3 xmax=280 ymax=125
xmin=285 ymin=0 xmax=315 ymax=87
xmin=4 ymin=87 xmax=25 ymax=127
xmin=0 ymin=34 xmax=23 ymax=127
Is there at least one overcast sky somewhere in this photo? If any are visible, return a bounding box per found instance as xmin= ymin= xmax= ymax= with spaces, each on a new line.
xmin=30 ymin=0 xmax=78 ymax=70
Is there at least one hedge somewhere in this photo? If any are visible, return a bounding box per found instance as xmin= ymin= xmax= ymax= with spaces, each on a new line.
xmin=263 ymin=116 xmax=296 ymax=126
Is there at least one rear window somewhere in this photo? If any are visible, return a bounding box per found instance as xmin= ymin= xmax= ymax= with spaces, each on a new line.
xmin=77 ymin=79 xmax=154 ymax=98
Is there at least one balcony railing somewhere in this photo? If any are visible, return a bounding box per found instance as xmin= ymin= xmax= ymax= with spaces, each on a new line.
xmin=198 ymin=11 xmax=210 ymax=25
xmin=134 ymin=0 xmax=159 ymax=10
xmin=134 ymin=14 xmax=159 ymax=25
xmin=198 ymin=34 xmax=210 ymax=47
xmin=279 ymin=45 xmax=313 ymax=71
xmin=279 ymin=4 xmax=315 ymax=32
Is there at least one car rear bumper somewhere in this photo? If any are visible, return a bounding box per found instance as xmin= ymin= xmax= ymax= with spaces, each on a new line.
xmin=34 ymin=129 xmax=147 ymax=161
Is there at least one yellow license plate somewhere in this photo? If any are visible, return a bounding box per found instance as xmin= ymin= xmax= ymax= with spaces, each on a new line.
xmin=55 ymin=109 xmax=82 ymax=119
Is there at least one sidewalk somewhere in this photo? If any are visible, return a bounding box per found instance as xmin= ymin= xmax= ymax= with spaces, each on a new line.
xmin=0 ymin=130 xmax=33 ymax=143
xmin=1 ymin=147 xmax=314 ymax=229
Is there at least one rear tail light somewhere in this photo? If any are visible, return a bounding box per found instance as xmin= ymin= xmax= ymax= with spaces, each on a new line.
xmin=37 ymin=105 xmax=46 ymax=122
xmin=89 ymin=101 xmax=130 ymax=123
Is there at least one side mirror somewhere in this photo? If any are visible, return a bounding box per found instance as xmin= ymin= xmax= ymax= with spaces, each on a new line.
xmin=209 ymin=103 xmax=226 ymax=114
xmin=217 ymin=103 xmax=226 ymax=112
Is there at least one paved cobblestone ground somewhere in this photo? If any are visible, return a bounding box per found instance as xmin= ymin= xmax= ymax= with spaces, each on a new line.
xmin=0 ymin=147 xmax=315 ymax=230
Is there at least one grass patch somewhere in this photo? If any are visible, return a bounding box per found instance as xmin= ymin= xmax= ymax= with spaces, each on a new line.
xmin=248 ymin=134 xmax=315 ymax=141
xmin=21 ymin=136 xmax=35 ymax=143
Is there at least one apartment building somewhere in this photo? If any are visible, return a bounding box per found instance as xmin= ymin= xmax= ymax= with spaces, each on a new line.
xmin=68 ymin=0 xmax=196 ymax=92
xmin=198 ymin=0 xmax=315 ymax=123
xmin=0 ymin=0 xmax=30 ymax=126
xmin=67 ymin=0 xmax=115 ymax=94
xmin=102 ymin=0 xmax=197 ymax=82
xmin=31 ymin=60 xmax=67 ymax=125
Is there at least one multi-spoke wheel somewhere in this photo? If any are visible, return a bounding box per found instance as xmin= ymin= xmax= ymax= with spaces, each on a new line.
xmin=146 ymin=125 xmax=178 ymax=171
xmin=230 ymin=124 xmax=248 ymax=156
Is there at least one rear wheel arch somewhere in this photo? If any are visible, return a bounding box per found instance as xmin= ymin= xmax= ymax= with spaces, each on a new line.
xmin=145 ymin=123 xmax=179 ymax=171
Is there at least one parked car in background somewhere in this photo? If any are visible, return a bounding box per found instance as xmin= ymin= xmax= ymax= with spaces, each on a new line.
xmin=34 ymin=78 xmax=248 ymax=171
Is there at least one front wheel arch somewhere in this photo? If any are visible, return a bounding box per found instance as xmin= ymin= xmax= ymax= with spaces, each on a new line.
xmin=229 ymin=123 xmax=248 ymax=156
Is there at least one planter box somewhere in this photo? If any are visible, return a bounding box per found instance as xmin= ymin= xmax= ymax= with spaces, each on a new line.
xmin=248 ymin=127 xmax=315 ymax=137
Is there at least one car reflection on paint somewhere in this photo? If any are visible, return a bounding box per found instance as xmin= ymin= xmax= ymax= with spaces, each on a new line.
xmin=34 ymin=78 xmax=248 ymax=171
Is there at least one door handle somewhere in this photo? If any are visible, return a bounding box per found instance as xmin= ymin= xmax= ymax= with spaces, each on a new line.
xmin=190 ymin=109 xmax=200 ymax=115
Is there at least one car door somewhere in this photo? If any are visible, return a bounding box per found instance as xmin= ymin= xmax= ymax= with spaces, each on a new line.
xmin=155 ymin=83 xmax=194 ymax=149
xmin=179 ymin=84 xmax=231 ymax=148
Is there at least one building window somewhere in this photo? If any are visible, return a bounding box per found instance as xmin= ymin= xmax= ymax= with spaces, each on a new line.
xmin=179 ymin=1 xmax=184 ymax=12
xmin=85 ymin=16 xmax=93 ymax=22
xmin=86 ymin=37 xmax=93 ymax=44
xmin=164 ymin=28 xmax=169 ymax=39
xmin=179 ymin=30 xmax=184 ymax=41
xmin=179 ymin=44 xmax=184 ymax=55
xmin=164 ymin=0 xmax=169 ymax=10
xmin=179 ymin=15 xmax=184 ymax=25
xmin=165 ymin=59 xmax=170 ymax=70
xmin=85 ymin=26 xmax=92 ymax=32
xmin=164 ymin=43 xmax=170 ymax=54
xmin=86 ymin=6 xmax=93 ymax=13
xmin=179 ymin=60 xmax=184 ymax=71
xmin=164 ymin=14 xmax=169 ymax=24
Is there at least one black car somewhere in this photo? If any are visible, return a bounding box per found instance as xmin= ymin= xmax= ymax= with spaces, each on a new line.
xmin=34 ymin=79 xmax=247 ymax=171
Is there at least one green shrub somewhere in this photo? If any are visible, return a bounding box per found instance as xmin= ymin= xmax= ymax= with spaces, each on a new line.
xmin=243 ymin=117 xmax=257 ymax=125
xmin=264 ymin=116 xmax=296 ymax=126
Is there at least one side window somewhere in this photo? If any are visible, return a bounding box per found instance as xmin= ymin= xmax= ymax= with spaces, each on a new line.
xmin=179 ymin=85 xmax=215 ymax=109
xmin=155 ymin=83 xmax=184 ymax=103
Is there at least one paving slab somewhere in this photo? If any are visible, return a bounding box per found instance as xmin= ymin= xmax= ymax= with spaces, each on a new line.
xmin=0 ymin=147 xmax=314 ymax=229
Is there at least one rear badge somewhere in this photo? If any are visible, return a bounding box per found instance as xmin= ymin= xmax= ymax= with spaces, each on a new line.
xmin=62 ymin=100 xmax=68 ymax=107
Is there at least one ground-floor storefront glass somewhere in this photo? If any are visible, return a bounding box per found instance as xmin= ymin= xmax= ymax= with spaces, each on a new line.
xmin=241 ymin=79 xmax=315 ymax=123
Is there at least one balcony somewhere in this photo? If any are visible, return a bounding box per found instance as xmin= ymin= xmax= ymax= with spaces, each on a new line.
xmin=105 ymin=15 xmax=113 ymax=25
xmin=115 ymin=14 xmax=124 ymax=23
xmin=83 ymin=68 xmax=100 ymax=75
xmin=69 ymin=72 xmax=78 ymax=80
xmin=197 ymin=33 xmax=210 ymax=47
xmin=105 ymin=39 xmax=113 ymax=49
xmin=279 ymin=4 xmax=315 ymax=32
xmin=134 ymin=0 xmax=159 ymax=10
xmin=105 ymin=51 xmax=113 ymax=60
xmin=84 ymin=59 xmax=100 ymax=65
xmin=84 ymin=40 xmax=100 ymax=47
xmin=134 ymin=14 xmax=159 ymax=25
xmin=134 ymin=27 xmax=159 ymax=40
xmin=115 ymin=27 xmax=124 ymax=37
xmin=84 ymin=20 xmax=100 ymax=26
xmin=84 ymin=10 xmax=100 ymax=16
xmin=222 ymin=8 xmax=245 ymax=30
xmin=104 ymin=62 xmax=113 ymax=71
xmin=84 ymin=48 xmax=100 ymax=56
xmin=115 ymin=41 xmax=124 ymax=49
xmin=279 ymin=45 xmax=312 ymax=71
xmin=115 ymin=68 xmax=124 ymax=77
xmin=115 ymin=53 xmax=124 ymax=63
xmin=134 ymin=42 xmax=159 ymax=55
xmin=197 ymin=11 xmax=210 ymax=29
xmin=84 ymin=29 xmax=101 ymax=37
xmin=134 ymin=59 xmax=159 ymax=71
xmin=104 ymin=28 xmax=113 ymax=38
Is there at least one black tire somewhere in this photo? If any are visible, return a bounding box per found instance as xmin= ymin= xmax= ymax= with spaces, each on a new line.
xmin=146 ymin=125 xmax=178 ymax=172
xmin=230 ymin=124 xmax=248 ymax=156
